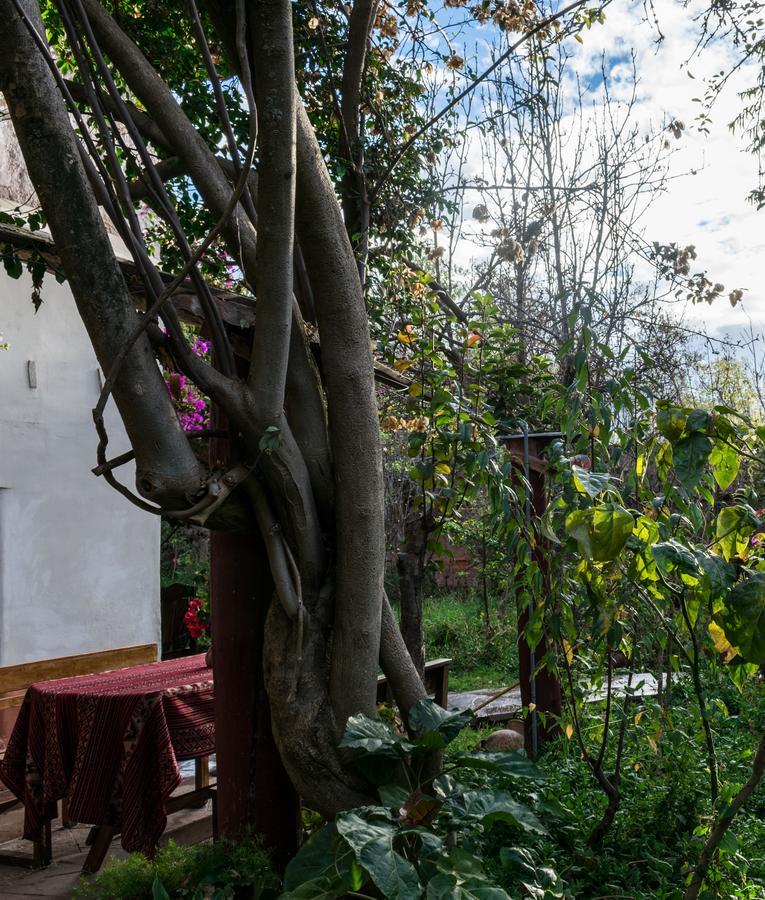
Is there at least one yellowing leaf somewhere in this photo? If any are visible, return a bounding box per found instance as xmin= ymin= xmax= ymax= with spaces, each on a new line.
xmin=397 ymin=330 xmax=416 ymax=344
xmin=565 ymin=723 xmax=574 ymax=740
xmin=709 ymin=620 xmax=737 ymax=663
xmin=634 ymin=710 xmax=644 ymax=726
xmin=408 ymin=382 xmax=422 ymax=398
xmin=563 ymin=639 xmax=574 ymax=665
xmin=394 ymin=358 xmax=414 ymax=372
xmin=466 ymin=332 xmax=482 ymax=348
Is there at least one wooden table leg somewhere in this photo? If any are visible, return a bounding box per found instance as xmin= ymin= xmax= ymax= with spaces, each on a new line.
xmin=61 ymin=798 xmax=75 ymax=828
xmin=32 ymin=821 xmax=51 ymax=868
xmin=81 ymin=826 xmax=114 ymax=874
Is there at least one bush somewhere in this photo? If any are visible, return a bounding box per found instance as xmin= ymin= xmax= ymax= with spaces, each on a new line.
xmin=73 ymin=836 xmax=278 ymax=900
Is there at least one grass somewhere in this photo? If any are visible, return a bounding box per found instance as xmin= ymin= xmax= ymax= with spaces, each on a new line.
xmin=422 ymin=590 xmax=519 ymax=692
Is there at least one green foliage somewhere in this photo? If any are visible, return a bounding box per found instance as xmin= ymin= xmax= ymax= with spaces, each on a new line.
xmin=283 ymin=699 xmax=546 ymax=899
xmin=73 ymin=836 xmax=278 ymax=899
xmin=422 ymin=593 xmax=518 ymax=691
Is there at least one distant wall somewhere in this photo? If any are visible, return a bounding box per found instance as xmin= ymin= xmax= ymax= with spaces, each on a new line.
xmin=0 ymin=268 xmax=160 ymax=664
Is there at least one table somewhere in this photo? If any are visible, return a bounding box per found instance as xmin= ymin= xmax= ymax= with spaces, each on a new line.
xmin=0 ymin=654 xmax=214 ymax=865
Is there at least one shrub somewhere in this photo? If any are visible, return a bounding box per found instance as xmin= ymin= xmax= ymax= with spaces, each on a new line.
xmin=73 ymin=836 xmax=278 ymax=900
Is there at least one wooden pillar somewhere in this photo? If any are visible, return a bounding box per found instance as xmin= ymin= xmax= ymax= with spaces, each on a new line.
xmin=507 ymin=434 xmax=562 ymax=752
xmin=210 ymin=527 xmax=299 ymax=869
xmin=209 ymin=403 xmax=299 ymax=870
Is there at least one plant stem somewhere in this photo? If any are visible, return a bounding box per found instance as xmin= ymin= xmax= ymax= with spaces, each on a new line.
xmin=684 ymin=731 xmax=765 ymax=900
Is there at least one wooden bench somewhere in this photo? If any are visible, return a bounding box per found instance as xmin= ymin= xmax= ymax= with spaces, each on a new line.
xmin=0 ymin=643 xmax=213 ymax=869
xmin=377 ymin=657 xmax=451 ymax=710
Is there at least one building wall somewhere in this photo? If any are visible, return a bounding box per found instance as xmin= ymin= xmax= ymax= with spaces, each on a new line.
xmin=0 ymin=268 xmax=161 ymax=664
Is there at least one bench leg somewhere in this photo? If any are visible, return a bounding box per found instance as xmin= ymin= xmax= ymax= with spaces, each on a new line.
xmin=189 ymin=756 xmax=210 ymax=808
xmin=435 ymin=664 xmax=450 ymax=709
xmin=82 ymin=825 xmax=114 ymax=874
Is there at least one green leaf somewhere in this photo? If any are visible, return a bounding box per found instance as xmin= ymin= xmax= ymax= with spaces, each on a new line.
xmin=709 ymin=441 xmax=740 ymax=490
xmin=565 ymin=504 xmax=633 ymax=562
xmin=451 ymin=752 xmax=543 ymax=781
xmin=657 ymin=407 xmax=686 ymax=441
xmin=151 ymin=877 xmax=170 ymax=900
xmin=652 ymin=540 xmax=701 ymax=582
xmin=714 ymin=576 xmax=765 ymax=664
xmin=408 ymin=699 xmax=473 ymax=748
xmin=448 ymin=790 xmax=545 ymax=833
xmin=283 ymin=823 xmax=359 ymax=896
xmin=715 ymin=505 xmax=759 ymax=561
xmin=336 ymin=809 xmax=421 ymax=900
xmin=340 ymin=714 xmax=407 ymax=754
xmin=673 ymin=432 xmax=713 ymax=490
xmin=378 ymin=784 xmax=410 ymax=810
xmin=571 ymin=465 xmax=610 ymax=498
xmin=426 ymin=874 xmax=511 ymax=899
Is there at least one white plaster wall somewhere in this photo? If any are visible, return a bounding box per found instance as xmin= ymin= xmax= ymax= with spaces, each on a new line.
xmin=0 ymin=269 xmax=161 ymax=664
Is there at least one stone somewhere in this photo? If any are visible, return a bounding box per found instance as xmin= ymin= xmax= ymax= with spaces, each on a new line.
xmin=478 ymin=728 xmax=525 ymax=752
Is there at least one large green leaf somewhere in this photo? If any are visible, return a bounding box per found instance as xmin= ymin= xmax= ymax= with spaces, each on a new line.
xmin=447 ymin=790 xmax=545 ymax=833
xmin=426 ymin=874 xmax=510 ymax=899
xmin=715 ymin=505 xmax=759 ymax=561
xmin=709 ymin=440 xmax=740 ymax=490
xmin=282 ymin=823 xmax=360 ymax=897
xmin=451 ymin=752 xmax=542 ymax=781
xmin=656 ymin=407 xmax=687 ymax=441
xmin=336 ymin=809 xmax=421 ymax=900
xmin=571 ymin=465 xmax=610 ymax=498
xmin=651 ymin=540 xmax=701 ymax=581
xmin=340 ymin=713 xmax=411 ymax=755
xmin=714 ymin=576 xmax=765 ymax=664
xmin=565 ymin=504 xmax=633 ymax=562
xmin=408 ymin=699 xmax=473 ymax=749
xmin=673 ymin=432 xmax=713 ymax=490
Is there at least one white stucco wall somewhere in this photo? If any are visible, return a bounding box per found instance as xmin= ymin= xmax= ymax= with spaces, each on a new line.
xmin=0 ymin=268 xmax=161 ymax=664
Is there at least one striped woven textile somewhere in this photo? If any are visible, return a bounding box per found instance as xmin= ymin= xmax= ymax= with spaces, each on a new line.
xmin=0 ymin=654 xmax=214 ymax=854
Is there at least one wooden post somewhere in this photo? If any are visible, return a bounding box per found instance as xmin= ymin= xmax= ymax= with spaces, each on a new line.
xmin=210 ymin=527 xmax=299 ymax=870
xmin=209 ymin=404 xmax=299 ymax=871
xmin=506 ymin=434 xmax=562 ymax=752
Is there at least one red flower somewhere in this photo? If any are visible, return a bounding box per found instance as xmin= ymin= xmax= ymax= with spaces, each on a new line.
xmin=184 ymin=598 xmax=208 ymax=640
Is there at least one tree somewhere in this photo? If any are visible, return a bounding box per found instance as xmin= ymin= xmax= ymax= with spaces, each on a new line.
xmin=0 ymin=0 xmax=596 ymax=827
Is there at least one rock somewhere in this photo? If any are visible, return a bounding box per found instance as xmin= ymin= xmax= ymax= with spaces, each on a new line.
xmin=478 ymin=728 xmax=525 ymax=752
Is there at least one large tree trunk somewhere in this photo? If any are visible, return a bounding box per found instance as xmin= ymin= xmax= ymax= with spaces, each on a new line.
xmin=0 ymin=0 xmax=425 ymax=825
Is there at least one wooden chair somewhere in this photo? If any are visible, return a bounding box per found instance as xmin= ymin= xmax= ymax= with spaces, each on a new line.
xmin=377 ymin=657 xmax=452 ymax=710
xmin=0 ymin=643 xmax=214 ymax=870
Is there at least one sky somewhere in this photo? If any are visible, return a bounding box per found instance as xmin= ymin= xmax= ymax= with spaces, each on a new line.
xmin=562 ymin=0 xmax=765 ymax=341
xmin=439 ymin=0 xmax=765 ymax=346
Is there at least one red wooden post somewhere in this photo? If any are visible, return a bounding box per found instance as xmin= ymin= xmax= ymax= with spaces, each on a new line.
xmin=209 ymin=410 xmax=299 ymax=870
xmin=506 ymin=433 xmax=562 ymax=753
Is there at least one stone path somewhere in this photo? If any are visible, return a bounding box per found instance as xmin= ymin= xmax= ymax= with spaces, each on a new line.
xmin=449 ymin=672 xmax=659 ymax=724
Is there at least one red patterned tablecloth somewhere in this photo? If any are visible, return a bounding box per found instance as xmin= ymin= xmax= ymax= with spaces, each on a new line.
xmin=0 ymin=654 xmax=214 ymax=854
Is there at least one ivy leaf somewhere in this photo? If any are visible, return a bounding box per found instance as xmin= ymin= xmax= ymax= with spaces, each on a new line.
xmin=673 ymin=432 xmax=713 ymax=490
xmin=709 ymin=440 xmax=740 ymax=490
xmin=336 ymin=809 xmax=421 ymax=900
xmin=714 ymin=576 xmax=765 ymax=664
xmin=565 ymin=504 xmax=633 ymax=562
